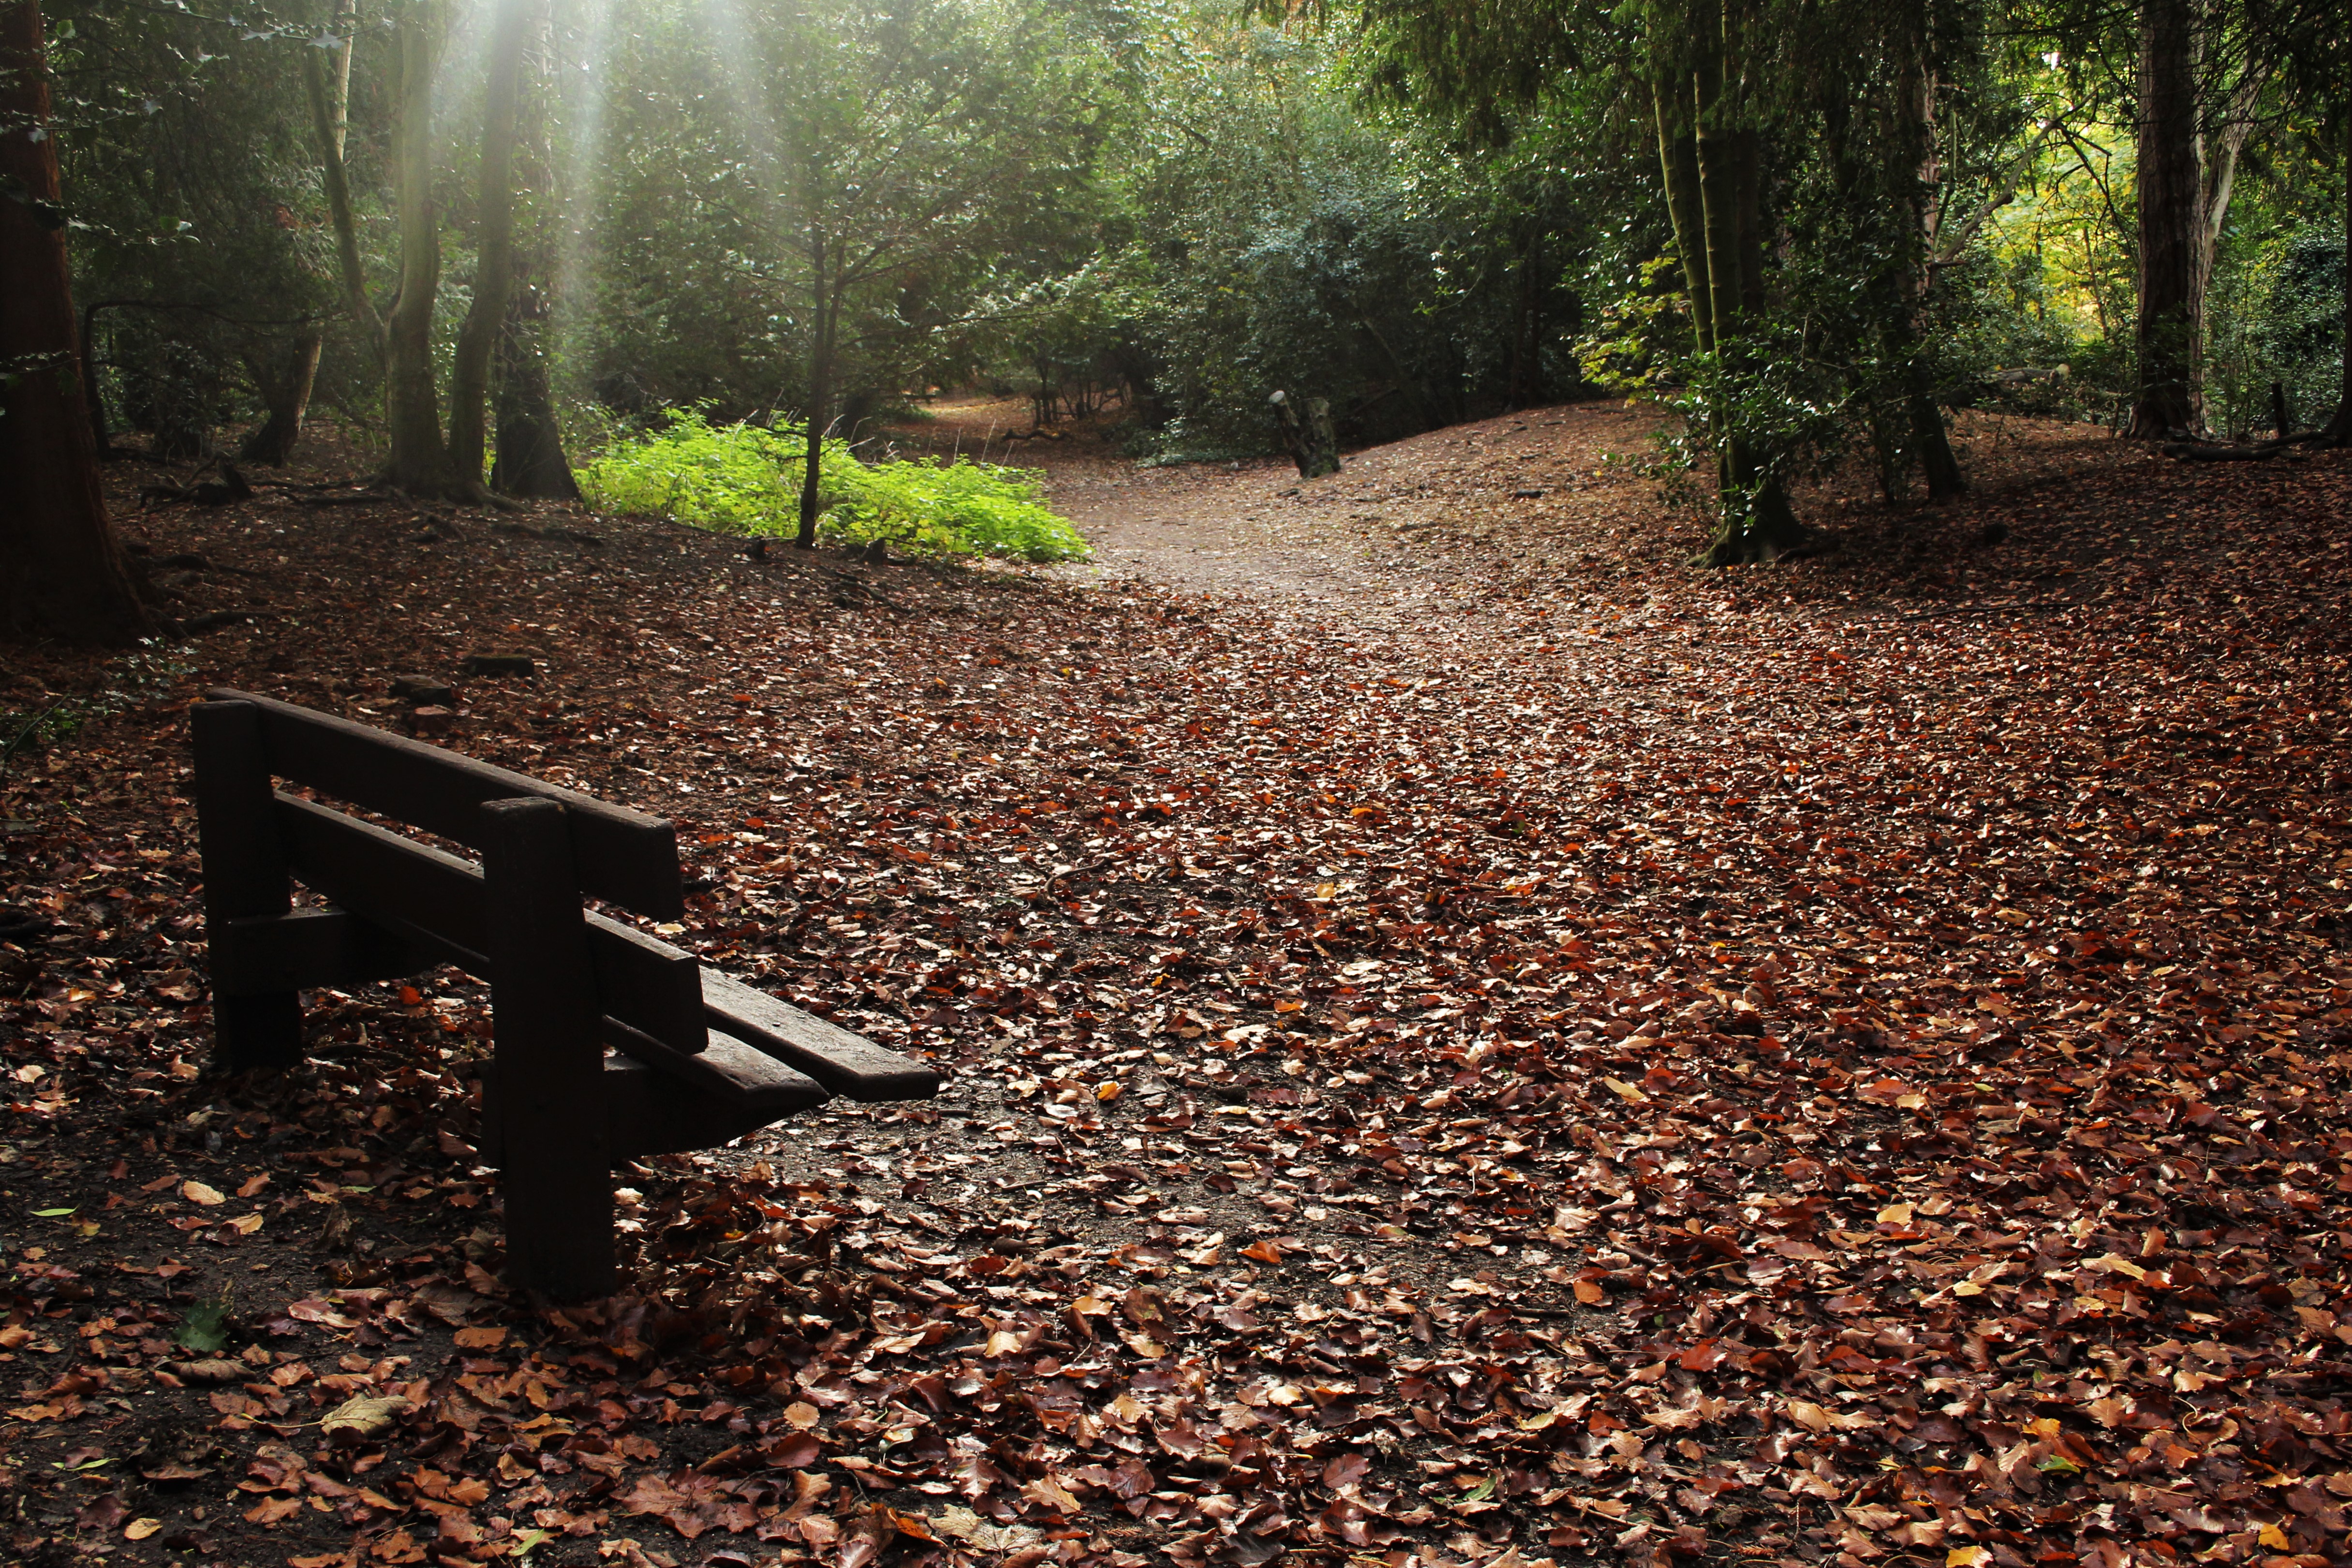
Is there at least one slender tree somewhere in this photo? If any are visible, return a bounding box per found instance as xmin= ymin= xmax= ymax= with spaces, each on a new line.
xmin=0 ymin=0 xmax=152 ymax=644
xmin=448 ymin=0 xmax=533 ymax=486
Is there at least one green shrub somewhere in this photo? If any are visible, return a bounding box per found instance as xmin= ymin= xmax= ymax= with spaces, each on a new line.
xmin=576 ymin=409 xmax=1091 ymax=563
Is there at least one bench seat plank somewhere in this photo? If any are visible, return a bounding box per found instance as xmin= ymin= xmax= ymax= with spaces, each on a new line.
xmin=701 ymin=967 xmax=940 ymax=1100
xmin=603 ymin=1020 xmax=829 ymax=1114
xmin=272 ymin=794 xmax=706 ymax=1055
xmin=599 ymin=1053 xmax=821 ymax=1161
xmin=209 ymin=687 xmax=683 ymax=920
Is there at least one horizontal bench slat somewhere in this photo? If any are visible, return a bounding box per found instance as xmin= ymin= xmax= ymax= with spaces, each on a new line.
xmin=210 ymin=908 xmax=432 ymax=996
xmin=602 ymin=1019 xmax=830 ymax=1114
xmin=701 ymin=967 xmax=940 ymax=1100
xmin=272 ymin=794 xmax=706 ymax=1055
xmin=209 ymin=688 xmax=682 ymax=920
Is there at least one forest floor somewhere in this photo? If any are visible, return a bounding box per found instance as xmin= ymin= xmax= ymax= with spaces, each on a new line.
xmin=1 ymin=402 xmax=2349 ymax=1568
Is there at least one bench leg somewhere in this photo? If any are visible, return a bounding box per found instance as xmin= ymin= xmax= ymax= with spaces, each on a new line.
xmin=193 ymin=701 xmax=303 ymax=1071
xmin=480 ymin=798 xmax=615 ymax=1301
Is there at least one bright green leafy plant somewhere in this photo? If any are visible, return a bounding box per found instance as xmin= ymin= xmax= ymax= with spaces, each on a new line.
xmin=576 ymin=410 xmax=1090 ymax=563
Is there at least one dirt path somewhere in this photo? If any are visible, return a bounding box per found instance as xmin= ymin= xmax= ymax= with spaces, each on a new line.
xmin=888 ymin=397 xmax=2131 ymax=627
xmin=889 ymin=397 xmax=1673 ymax=618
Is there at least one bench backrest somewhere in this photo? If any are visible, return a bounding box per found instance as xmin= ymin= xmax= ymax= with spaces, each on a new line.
xmin=206 ymin=688 xmax=682 ymax=918
xmin=198 ymin=688 xmax=704 ymax=1056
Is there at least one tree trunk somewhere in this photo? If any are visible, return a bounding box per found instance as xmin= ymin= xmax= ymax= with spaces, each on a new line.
xmin=2201 ymin=63 xmax=2265 ymax=289
xmin=796 ymin=240 xmax=831 ymax=550
xmin=490 ymin=283 xmax=580 ymax=500
xmin=0 ymin=1 xmax=153 ymax=644
xmin=1271 ymin=390 xmax=1340 ymax=478
xmin=2329 ymin=79 xmax=2352 ymax=444
xmin=383 ymin=1 xmax=457 ymax=495
xmin=1686 ymin=3 xmax=1802 ymax=565
xmin=2130 ymin=0 xmax=2206 ymax=439
xmin=1653 ymin=79 xmax=1713 ymax=355
xmin=78 ymin=299 xmax=112 ymax=457
xmin=448 ymin=0 xmax=532 ymax=488
xmin=239 ymin=328 xmax=324 ymax=466
xmin=1894 ymin=36 xmax=1966 ymax=500
xmin=304 ymin=0 xmax=375 ymax=358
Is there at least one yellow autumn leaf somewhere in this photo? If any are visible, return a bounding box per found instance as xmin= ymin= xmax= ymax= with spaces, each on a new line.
xmin=182 ymin=1181 xmax=225 ymax=1207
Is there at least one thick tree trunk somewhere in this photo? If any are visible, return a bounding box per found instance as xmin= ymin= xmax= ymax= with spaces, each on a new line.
xmin=239 ymin=328 xmax=324 ymax=466
xmin=2130 ymin=0 xmax=2206 ymax=439
xmin=0 ymin=1 xmax=153 ymax=644
xmin=448 ymin=0 xmax=532 ymax=488
xmin=490 ymin=285 xmax=580 ymax=500
xmin=383 ymin=2 xmax=457 ymax=495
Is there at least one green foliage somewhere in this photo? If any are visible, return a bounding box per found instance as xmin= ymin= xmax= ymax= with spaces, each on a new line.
xmin=576 ymin=410 xmax=1089 ymax=562
xmin=2208 ymin=227 xmax=2344 ymax=438
xmin=827 ymin=457 xmax=1091 ymax=562
xmin=576 ymin=412 xmax=808 ymax=535
xmin=172 ymin=1289 xmax=233 ymax=1355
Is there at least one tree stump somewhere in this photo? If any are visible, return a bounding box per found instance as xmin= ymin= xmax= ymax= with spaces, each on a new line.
xmin=1271 ymin=390 xmax=1341 ymax=479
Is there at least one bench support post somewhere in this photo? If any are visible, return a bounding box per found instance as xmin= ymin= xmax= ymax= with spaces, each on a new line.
xmin=480 ymin=798 xmax=615 ymax=1301
xmin=193 ymin=700 xmax=303 ymax=1071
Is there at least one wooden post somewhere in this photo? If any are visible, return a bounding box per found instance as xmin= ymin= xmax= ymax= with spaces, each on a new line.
xmin=192 ymin=700 xmax=303 ymax=1070
xmin=479 ymin=797 xmax=615 ymax=1300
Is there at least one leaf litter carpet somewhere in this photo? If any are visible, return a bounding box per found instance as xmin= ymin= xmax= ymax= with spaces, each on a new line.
xmin=1 ymin=410 xmax=2350 ymax=1568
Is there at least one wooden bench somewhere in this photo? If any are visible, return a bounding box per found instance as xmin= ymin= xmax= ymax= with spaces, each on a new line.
xmin=192 ymin=688 xmax=937 ymax=1299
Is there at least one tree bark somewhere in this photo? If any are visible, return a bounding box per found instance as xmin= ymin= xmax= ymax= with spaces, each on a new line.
xmin=304 ymin=0 xmax=375 ymax=358
xmin=2130 ymin=0 xmax=2206 ymax=439
xmin=796 ymin=237 xmax=832 ymax=549
xmin=239 ymin=328 xmax=324 ymax=465
xmin=0 ymin=1 xmax=153 ymax=644
xmin=2330 ymin=72 xmax=2352 ymax=444
xmin=1894 ymin=29 xmax=1966 ymax=499
xmin=1653 ymin=80 xmax=1713 ymax=355
xmin=78 ymin=299 xmax=112 ymax=456
xmin=1685 ymin=3 xmax=1802 ymax=564
xmin=490 ymin=283 xmax=580 ymax=500
xmin=383 ymin=1 xmax=458 ymax=495
xmin=448 ymin=0 xmax=532 ymax=488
